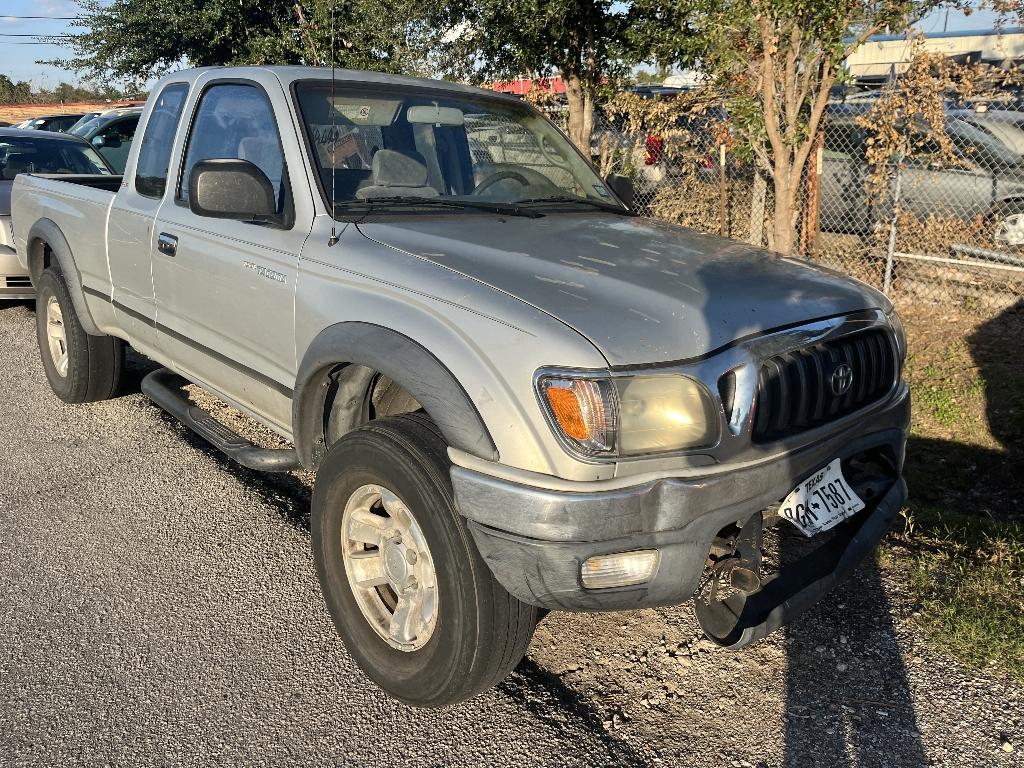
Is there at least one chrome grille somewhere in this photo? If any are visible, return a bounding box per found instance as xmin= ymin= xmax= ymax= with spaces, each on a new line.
xmin=751 ymin=328 xmax=897 ymax=443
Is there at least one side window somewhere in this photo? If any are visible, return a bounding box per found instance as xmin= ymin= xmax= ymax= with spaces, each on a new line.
xmin=178 ymin=83 xmax=287 ymax=212
xmin=136 ymin=84 xmax=189 ymax=198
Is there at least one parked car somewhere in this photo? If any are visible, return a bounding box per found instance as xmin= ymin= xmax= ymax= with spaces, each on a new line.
xmin=70 ymin=107 xmax=143 ymax=173
xmin=820 ymin=112 xmax=1024 ymax=245
xmin=67 ymin=111 xmax=104 ymax=134
xmin=948 ymin=108 xmax=1024 ymax=157
xmin=18 ymin=114 xmax=86 ymax=133
xmin=12 ymin=66 xmax=908 ymax=707
xmin=0 ymin=128 xmax=115 ymax=299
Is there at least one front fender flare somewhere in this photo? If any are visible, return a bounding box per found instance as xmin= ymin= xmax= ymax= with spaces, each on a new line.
xmin=27 ymin=218 xmax=101 ymax=336
xmin=293 ymin=322 xmax=498 ymax=469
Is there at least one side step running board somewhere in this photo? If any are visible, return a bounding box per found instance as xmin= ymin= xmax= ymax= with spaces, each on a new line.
xmin=141 ymin=367 xmax=301 ymax=473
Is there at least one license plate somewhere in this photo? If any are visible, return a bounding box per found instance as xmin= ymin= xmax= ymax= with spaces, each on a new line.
xmin=778 ymin=459 xmax=865 ymax=537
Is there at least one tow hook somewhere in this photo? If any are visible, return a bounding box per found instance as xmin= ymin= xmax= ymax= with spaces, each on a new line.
xmin=700 ymin=513 xmax=764 ymax=603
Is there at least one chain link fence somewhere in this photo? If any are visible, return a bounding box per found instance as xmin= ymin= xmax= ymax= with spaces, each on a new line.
xmin=543 ymin=72 xmax=1024 ymax=315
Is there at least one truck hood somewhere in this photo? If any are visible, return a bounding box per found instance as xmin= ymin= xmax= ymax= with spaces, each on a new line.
xmin=357 ymin=214 xmax=887 ymax=366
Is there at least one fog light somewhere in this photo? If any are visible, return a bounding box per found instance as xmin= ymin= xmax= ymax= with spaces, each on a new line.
xmin=580 ymin=550 xmax=660 ymax=589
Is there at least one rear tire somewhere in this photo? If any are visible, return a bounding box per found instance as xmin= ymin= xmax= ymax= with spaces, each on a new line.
xmin=311 ymin=413 xmax=538 ymax=707
xmin=34 ymin=269 xmax=124 ymax=403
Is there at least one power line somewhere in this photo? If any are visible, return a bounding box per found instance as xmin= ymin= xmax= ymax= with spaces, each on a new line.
xmin=0 ymin=15 xmax=79 ymax=20
xmin=0 ymin=33 xmax=71 ymax=38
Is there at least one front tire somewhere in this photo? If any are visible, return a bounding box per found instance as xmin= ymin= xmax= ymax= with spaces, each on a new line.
xmin=34 ymin=269 xmax=124 ymax=403
xmin=311 ymin=413 xmax=538 ymax=707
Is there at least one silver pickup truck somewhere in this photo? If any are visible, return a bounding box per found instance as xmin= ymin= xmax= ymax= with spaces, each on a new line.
xmin=12 ymin=66 xmax=910 ymax=708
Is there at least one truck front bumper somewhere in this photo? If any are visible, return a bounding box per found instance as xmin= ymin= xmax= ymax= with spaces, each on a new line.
xmin=452 ymin=384 xmax=910 ymax=629
xmin=0 ymin=246 xmax=34 ymax=299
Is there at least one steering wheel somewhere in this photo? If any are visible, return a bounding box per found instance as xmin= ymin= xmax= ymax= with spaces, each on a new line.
xmin=473 ymin=165 xmax=558 ymax=197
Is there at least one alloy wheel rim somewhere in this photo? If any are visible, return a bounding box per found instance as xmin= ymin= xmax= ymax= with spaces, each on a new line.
xmin=45 ymin=296 xmax=69 ymax=378
xmin=340 ymin=484 xmax=439 ymax=651
xmin=995 ymin=213 xmax=1024 ymax=247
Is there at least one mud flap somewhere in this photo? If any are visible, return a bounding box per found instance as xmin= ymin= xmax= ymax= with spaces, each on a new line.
xmin=694 ymin=477 xmax=907 ymax=650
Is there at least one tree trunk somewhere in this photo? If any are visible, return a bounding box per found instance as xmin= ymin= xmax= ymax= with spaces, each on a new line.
xmin=771 ymin=172 xmax=797 ymax=256
xmin=564 ymin=72 xmax=594 ymax=152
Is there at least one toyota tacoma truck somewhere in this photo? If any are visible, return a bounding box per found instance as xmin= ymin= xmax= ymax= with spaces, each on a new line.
xmin=11 ymin=66 xmax=909 ymax=708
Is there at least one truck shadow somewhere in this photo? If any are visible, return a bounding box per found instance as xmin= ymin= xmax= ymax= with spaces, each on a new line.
xmin=781 ymin=554 xmax=926 ymax=768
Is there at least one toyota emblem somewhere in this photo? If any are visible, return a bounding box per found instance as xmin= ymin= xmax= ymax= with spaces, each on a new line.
xmin=830 ymin=363 xmax=854 ymax=396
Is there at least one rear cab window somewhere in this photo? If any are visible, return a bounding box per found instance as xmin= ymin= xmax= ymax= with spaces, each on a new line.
xmin=135 ymin=83 xmax=190 ymax=198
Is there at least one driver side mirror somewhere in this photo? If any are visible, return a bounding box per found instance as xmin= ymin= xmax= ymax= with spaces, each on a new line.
xmin=188 ymin=159 xmax=277 ymax=220
xmin=605 ymin=173 xmax=634 ymax=209
xmin=91 ymin=135 xmax=105 ymax=149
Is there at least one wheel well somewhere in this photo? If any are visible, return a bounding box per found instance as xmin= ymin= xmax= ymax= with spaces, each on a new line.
xmin=27 ymin=238 xmax=56 ymax=284
xmin=315 ymin=363 xmax=424 ymax=457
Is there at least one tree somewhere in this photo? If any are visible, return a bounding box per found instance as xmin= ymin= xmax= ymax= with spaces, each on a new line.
xmin=0 ymin=75 xmax=33 ymax=106
xmin=48 ymin=0 xmax=298 ymax=84
xmin=446 ymin=0 xmax=633 ymax=150
xmin=49 ymin=0 xmax=446 ymax=85
xmin=630 ymin=0 xmax=961 ymax=255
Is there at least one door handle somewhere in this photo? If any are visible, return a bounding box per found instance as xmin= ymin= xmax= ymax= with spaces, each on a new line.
xmin=157 ymin=233 xmax=178 ymax=257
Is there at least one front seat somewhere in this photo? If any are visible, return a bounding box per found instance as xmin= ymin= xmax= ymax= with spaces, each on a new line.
xmin=355 ymin=149 xmax=439 ymax=200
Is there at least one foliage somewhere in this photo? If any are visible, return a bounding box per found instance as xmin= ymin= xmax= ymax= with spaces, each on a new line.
xmin=856 ymin=50 xmax=1024 ymax=197
xmin=48 ymin=0 xmax=448 ymax=85
xmin=0 ymin=75 xmax=133 ymax=106
xmin=627 ymin=0 xmax=964 ymax=255
xmin=445 ymin=0 xmax=637 ymax=149
xmin=897 ymin=505 xmax=1024 ymax=680
xmin=0 ymin=75 xmax=33 ymax=106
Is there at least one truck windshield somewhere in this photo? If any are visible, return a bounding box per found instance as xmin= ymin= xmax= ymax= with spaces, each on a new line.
xmin=0 ymin=136 xmax=111 ymax=179
xmin=294 ymin=81 xmax=624 ymax=214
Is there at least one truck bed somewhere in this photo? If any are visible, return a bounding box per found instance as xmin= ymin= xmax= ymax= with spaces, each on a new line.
xmin=35 ymin=173 xmax=124 ymax=192
xmin=10 ymin=173 xmax=121 ymax=292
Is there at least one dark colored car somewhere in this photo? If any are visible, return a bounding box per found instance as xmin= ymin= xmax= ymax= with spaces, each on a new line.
xmin=0 ymin=128 xmax=115 ymax=299
xmin=70 ymin=107 xmax=143 ymax=174
xmin=18 ymin=114 xmax=86 ymax=134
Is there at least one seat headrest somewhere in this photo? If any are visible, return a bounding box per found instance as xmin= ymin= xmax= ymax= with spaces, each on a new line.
xmin=371 ymin=149 xmax=428 ymax=187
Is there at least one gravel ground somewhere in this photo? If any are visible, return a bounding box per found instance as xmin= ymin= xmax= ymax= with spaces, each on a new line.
xmin=0 ymin=300 xmax=1021 ymax=768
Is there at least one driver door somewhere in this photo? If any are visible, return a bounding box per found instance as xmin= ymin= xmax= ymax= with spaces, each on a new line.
xmin=151 ymin=76 xmax=313 ymax=433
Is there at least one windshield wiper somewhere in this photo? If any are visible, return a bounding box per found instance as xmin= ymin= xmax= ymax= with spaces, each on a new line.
xmin=334 ymin=196 xmax=543 ymax=218
xmin=512 ymin=195 xmax=631 ymax=214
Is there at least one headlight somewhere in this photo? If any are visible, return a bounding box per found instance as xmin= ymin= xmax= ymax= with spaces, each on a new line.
xmin=886 ymin=307 xmax=907 ymax=361
xmin=537 ymin=373 xmax=717 ymax=458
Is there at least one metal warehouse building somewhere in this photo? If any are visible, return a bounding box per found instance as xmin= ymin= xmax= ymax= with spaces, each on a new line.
xmin=846 ymin=27 xmax=1024 ymax=79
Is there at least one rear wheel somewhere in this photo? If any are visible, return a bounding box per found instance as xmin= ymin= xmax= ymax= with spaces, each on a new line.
xmin=311 ymin=413 xmax=538 ymax=707
xmin=34 ymin=269 xmax=123 ymax=403
xmin=993 ymin=201 xmax=1024 ymax=249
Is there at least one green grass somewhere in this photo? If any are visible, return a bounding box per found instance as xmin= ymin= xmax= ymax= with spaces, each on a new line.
xmin=898 ymin=506 xmax=1024 ymax=681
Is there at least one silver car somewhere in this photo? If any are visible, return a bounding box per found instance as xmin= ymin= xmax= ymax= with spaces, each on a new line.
xmin=0 ymin=129 xmax=114 ymax=300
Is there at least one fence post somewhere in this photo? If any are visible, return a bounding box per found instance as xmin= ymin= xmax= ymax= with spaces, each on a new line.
xmin=801 ymin=134 xmax=824 ymax=258
xmin=718 ymin=143 xmax=728 ymax=237
xmin=748 ymin=172 xmax=766 ymax=247
xmin=883 ymin=160 xmax=903 ymax=295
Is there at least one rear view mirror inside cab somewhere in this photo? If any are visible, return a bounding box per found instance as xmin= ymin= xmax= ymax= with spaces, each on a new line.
xmin=406 ymin=105 xmax=465 ymax=126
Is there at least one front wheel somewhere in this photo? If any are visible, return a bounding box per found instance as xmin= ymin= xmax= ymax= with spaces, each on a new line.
xmin=311 ymin=413 xmax=538 ymax=707
xmin=34 ymin=269 xmax=124 ymax=403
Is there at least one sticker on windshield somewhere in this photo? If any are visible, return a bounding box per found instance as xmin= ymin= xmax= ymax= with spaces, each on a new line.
xmin=594 ymin=184 xmax=610 ymax=198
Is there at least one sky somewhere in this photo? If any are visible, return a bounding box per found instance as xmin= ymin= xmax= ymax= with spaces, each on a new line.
xmin=0 ymin=0 xmax=87 ymax=87
xmin=0 ymin=0 xmax=1018 ymax=89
